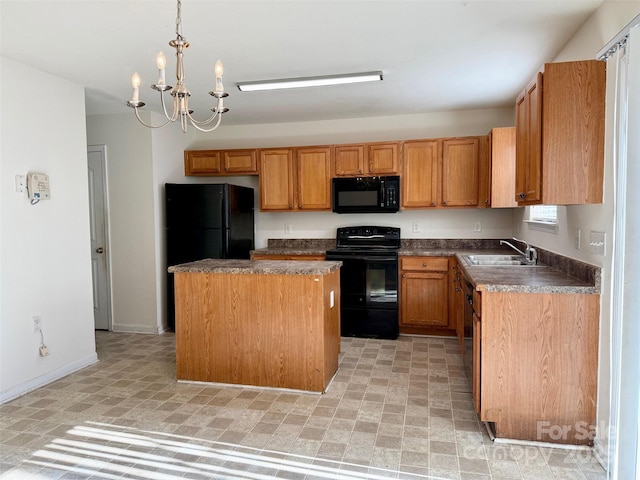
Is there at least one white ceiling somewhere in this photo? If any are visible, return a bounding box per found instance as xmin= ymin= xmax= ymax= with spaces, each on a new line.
xmin=1 ymin=0 xmax=606 ymax=126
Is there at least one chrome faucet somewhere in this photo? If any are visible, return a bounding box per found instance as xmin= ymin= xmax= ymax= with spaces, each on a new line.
xmin=500 ymin=237 xmax=538 ymax=265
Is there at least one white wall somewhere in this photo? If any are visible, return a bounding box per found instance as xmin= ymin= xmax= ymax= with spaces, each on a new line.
xmin=86 ymin=114 xmax=160 ymax=333
xmin=0 ymin=57 xmax=97 ymax=402
xmin=510 ymin=1 xmax=640 ymax=468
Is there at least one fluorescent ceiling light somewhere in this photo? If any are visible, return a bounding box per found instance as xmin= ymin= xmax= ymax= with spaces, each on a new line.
xmin=236 ymin=71 xmax=383 ymax=92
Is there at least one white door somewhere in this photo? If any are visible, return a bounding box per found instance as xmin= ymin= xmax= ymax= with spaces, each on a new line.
xmin=87 ymin=145 xmax=111 ymax=330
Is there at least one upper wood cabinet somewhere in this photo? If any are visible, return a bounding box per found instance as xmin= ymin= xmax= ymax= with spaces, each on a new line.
xmin=489 ymin=127 xmax=518 ymax=208
xmin=334 ymin=142 xmax=400 ymax=176
xmin=184 ymin=149 xmax=258 ymax=176
xmin=258 ymin=147 xmax=332 ymax=211
xmin=259 ymin=149 xmax=295 ymax=210
xmin=441 ymin=137 xmax=480 ymax=207
xmin=401 ymin=136 xmax=487 ymax=209
xmin=295 ymin=147 xmax=332 ymax=210
xmin=515 ymin=60 xmax=605 ymax=205
xmin=402 ymin=140 xmax=440 ymax=208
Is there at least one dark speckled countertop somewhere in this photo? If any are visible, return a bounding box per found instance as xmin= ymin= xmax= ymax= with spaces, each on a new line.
xmin=168 ymin=258 xmax=341 ymax=275
xmin=250 ymin=239 xmax=601 ymax=295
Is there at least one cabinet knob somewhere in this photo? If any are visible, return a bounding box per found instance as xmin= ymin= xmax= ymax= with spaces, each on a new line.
xmin=518 ymin=193 xmax=526 ymax=199
xmin=422 ymin=262 xmax=427 ymax=267
xmin=402 ymin=274 xmax=406 ymax=278
xmin=358 ymin=169 xmax=362 ymax=174
xmin=431 ymin=202 xmax=436 ymax=207
xmin=484 ymin=199 xmax=489 ymax=204
xmin=442 ymin=201 xmax=448 ymax=205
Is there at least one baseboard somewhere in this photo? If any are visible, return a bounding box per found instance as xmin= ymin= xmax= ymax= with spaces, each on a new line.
xmin=0 ymin=353 xmax=99 ymax=404
xmin=111 ymin=324 xmax=163 ymax=334
xmin=592 ymin=436 xmax=609 ymax=472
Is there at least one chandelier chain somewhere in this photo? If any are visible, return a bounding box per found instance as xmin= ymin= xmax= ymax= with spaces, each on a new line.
xmin=175 ymin=0 xmax=183 ymax=40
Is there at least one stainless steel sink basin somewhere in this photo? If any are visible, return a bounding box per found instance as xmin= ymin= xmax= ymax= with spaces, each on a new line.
xmin=463 ymin=254 xmax=542 ymax=267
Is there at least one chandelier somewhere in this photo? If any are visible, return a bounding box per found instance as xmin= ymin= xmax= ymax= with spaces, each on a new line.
xmin=126 ymin=0 xmax=228 ymax=133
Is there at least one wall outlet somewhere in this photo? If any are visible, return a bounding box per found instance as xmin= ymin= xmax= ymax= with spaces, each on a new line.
xmin=473 ymin=221 xmax=482 ymax=232
xmin=284 ymin=224 xmax=292 ymax=234
xmin=575 ymin=229 xmax=581 ymax=250
xmin=590 ymin=231 xmax=606 ymax=256
xmin=33 ymin=316 xmax=42 ymax=333
xmin=15 ymin=175 xmax=26 ymax=193
xmin=39 ymin=345 xmax=49 ymax=357
xmin=412 ymin=222 xmax=420 ymax=233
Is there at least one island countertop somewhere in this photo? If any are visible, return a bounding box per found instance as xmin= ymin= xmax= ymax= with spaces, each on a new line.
xmin=168 ymin=258 xmax=341 ymax=275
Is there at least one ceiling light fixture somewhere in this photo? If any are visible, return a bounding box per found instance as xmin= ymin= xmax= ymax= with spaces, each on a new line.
xmin=126 ymin=0 xmax=228 ymax=133
xmin=236 ymin=71 xmax=383 ymax=92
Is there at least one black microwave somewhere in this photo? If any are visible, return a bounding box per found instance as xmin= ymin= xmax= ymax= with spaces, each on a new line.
xmin=332 ymin=176 xmax=400 ymax=214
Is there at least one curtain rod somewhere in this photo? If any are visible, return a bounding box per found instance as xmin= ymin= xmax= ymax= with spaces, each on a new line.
xmin=598 ymin=12 xmax=640 ymax=60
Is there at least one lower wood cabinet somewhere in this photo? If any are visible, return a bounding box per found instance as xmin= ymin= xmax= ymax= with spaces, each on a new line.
xmin=478 ymin=290 xmax=599 ymax=445
xmin=399 ymin=256 xmax=456 ymax=335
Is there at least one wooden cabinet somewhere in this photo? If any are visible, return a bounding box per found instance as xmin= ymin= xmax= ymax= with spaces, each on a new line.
xmin=296 ymin=147 xmax=332 ymax=210
xmin=401 ymin=140 xmax=439 ymax=208
xmin=488 ymin=127 xmax=518 ymax=208
xmin=259 ymin=149 xmax=295 ymax=210
xmin=184 ymin=149 xmax=258 ymax=176
xmin=334 ymin=142 xmax=400 ymax=176
xmin=258 ymin=147 xmax=332 ymax=211
xmin=478 ymin=291 xmax=600 ymax=444
xmin=451 ymin=259 xmax=466 ymax=355
xmin=441 ymin=137 xmax=480 ymax=206
xmin=401 ymin=136 xmax=487 ymax=209
xmin=399 ymin=256 xmax=455 ymax=335
xmin=515 ymin=60 xmax=605 ymax=205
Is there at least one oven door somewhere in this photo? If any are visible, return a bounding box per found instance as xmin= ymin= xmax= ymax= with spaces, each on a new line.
xmin=326 ymin=251 xmax=399 ymax=339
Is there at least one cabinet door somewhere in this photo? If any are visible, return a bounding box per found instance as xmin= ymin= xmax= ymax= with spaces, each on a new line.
xmin=368 ymin=142 xmax=400 ymax=174
xmin=334 ymin=145 xmax=365 ymax=176
xmin=473 ymin=311 xmax=481 ymax=415
xmin=259 ymin=149 xmax=294 ymax=211
xmin=441 ymin=137 xmax=480 ymax=206
xmin=478 ymin=135 xmax=491 ymax=208
xmin=400 ymin=272 xmax=449 ymax=327
xmin=490 ymin=127 xmax=517 ymax=208
xmin=296 ymin=147 xmax=332 ymax=210
xmin=515 ymin=73 xmax=542 ymax=204
xmin=223 ymin=150 xmax=258 ymax=174
xmin=402 ymin=140 xmax=440 ymax=208
xmin=184 ymin=151 xmax=221 ymax=175
xmin=451 ymin=263 xmax=465 ymax=355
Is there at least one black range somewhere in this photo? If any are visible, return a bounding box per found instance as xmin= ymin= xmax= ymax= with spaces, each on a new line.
xmin=325 ymin=226 xmax=401 ymax=339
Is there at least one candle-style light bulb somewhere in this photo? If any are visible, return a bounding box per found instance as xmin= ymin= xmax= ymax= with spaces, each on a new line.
xmin=156 ymin=51 xmax=166 ymax=85
xmin=214 ymin=59 xmax=224 ymax=93
xmin=131 ymin=72 xmax=141 ymax=102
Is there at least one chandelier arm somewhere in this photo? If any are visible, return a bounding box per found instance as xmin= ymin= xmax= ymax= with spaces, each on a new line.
xmin=132 ymin=107 xmax=173 ymax=129
xmin=159 ymin=91 xmax=174 ymax=120
xmin=187 ymin=114 xmax=223 ymax=133
xmin=186 ymin=109 xmax=220 ymax=126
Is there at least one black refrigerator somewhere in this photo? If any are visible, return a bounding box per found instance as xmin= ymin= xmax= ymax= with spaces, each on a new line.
xmin=165 ymin=183 xmax=255 ymax=330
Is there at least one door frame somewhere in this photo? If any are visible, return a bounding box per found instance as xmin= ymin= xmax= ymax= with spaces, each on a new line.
xmin=88 ymin=144 xmax=113 ymax=331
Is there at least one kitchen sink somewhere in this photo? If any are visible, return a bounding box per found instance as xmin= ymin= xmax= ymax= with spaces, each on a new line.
xmin=463 ymin=254 xmax=542 ymax=267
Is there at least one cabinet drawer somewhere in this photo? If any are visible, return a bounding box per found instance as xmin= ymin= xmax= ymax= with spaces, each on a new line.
xmin=400 ymin=256 xmax=449 ymax=272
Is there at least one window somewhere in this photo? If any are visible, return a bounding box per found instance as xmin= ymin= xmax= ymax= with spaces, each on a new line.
xmin=525 ymin=205 xmax=558 ymax=233
xmin=529 ymin=205 xmax=557 ymax=223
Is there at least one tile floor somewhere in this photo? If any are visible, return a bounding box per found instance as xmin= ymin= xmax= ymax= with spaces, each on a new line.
xmin=0 ymin=332 xmax=606 ymax=479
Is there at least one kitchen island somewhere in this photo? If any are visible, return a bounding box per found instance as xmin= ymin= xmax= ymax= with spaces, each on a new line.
xmin=168 ymin=259 xmax=341 ymax=393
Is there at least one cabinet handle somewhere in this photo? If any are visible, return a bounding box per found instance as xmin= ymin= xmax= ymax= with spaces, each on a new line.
xmin=518 ymin=193 xmax=526 ymax=199
xmin=422 ymin=262 xmax=427 ymax=267
xmin=358 ymin=169 xmax=362 ymax=174
xmin=484 ymin=199 xmax=489 ymax=204
xmin=456 ymin=287 xmax=461 ymax=292
xmin=443 ymin=201 xmax=448 ymax=205
xmin=431 ymin=202 xmax=436 ymax=207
